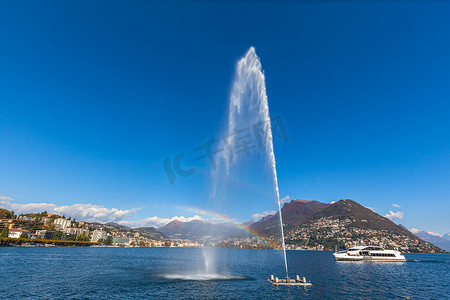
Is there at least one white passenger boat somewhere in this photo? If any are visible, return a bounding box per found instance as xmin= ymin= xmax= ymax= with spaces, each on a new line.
xmin=333 ymin=246 xmax=406 ymax=262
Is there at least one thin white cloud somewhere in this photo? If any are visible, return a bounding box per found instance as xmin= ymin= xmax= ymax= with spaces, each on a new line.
xmin=251 ymin=210 xmax=276 ymax=221
xmin=0 ymin=197 xmax=223 ymax=228
xmin=1 ymin=201 xmax=57 ymax=213
xmin=409 ymin=228 xmax=443 ymax=237
xmin=410 ymin=228 xmax=420 ymax=233
xmin=330 ymin=201 xmax=336 ymax=204
xmin=365 ymin=206 xmax=375 ymax=212
xmin=392 ymin=203 xmax=401 ymax=208
xmin=384 ymin=211 xmax=404 ymax=220
xmin=118 ymin=215 xmax=208 ymax=228
xmin=279 ymin=195 xmax=290 ymax=204
xmin=427 ymin=231 xmax=443 ymax=237
xmin=52 ymin=204 xmax=138 ymax=223
xmin=0 ymin=195 xmax=15 ymax=202
xmin=0 ymin=199 xmax=138 ymax=223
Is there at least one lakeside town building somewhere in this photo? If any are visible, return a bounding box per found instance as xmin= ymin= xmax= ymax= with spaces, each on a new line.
xmin=8 ymin=229 xmax=30 ymax=239
xmin=91 ymin=229 xmax=107 ymax=242
xmin=54 ymin=218 xmax=72 ymax=230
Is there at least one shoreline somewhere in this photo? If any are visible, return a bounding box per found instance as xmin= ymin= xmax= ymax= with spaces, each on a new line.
xmin=1 ymin=240 xmax=447 ymax=255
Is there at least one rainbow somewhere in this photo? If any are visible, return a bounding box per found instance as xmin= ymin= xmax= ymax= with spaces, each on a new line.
xmin=175 ymin=205 xmax=283 ymax=253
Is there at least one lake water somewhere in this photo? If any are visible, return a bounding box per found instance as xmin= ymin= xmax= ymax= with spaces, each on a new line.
xmin=0 ymin=247 xmax=448 ymax=299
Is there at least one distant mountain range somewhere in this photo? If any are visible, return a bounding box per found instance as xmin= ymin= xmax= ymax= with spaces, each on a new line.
xmin=134 ymin=226 xmax=166 ymax=240
xmin=105 ymin=222 xmax=130 ymax=230
xmin=157 ymin=200 xmax=332 ymax=240
xmin=411 ymin=230 xmax=450 ymax=252
xmin=154 ymin=199 xmax=447 ymax=253
xmin=158 ymin=220 xmax=240 ymax=240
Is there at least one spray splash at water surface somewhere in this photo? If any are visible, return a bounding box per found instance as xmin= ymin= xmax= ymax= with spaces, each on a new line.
xmin=210 ymin=47 xmax=288 ymax=278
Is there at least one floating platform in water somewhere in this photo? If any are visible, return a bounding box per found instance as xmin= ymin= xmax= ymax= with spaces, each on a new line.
xmin=268 ymin=275 xmax=312 ymax=286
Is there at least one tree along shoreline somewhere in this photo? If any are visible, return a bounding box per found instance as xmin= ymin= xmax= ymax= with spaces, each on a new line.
xmin=0 ymin=237 xmax=100 ymax=247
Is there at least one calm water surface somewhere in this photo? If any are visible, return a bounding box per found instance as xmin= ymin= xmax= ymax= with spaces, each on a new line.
xmin=0 ymin=247 xmax=448 ymax=299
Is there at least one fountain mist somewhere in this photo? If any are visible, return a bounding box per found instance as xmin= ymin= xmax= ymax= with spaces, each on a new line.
xmin=211 ymin=47 xmax=288 ymax=278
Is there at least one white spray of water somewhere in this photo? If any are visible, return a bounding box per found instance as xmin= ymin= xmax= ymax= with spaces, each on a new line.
xmin=160 ymin=273 xmax=247 ymax=281
xmin=212 ymin=47 xmax=288 ymax=278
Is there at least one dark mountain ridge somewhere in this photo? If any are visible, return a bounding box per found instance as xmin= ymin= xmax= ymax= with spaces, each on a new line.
xmin=306 ymin=199 xmax=416 ymax=238
xmin=249 ymin=200 xmax=329 ymax=235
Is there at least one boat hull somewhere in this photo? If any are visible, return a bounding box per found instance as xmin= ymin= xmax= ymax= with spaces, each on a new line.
xmin=334 ymin=257 xmax=406 ymax=262
xmin=268 ymin=280 xmax=313 ymax=286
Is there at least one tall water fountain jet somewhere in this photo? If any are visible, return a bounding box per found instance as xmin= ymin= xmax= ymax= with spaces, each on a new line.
xmin=211 ymin=47 xmax=289 ymax=278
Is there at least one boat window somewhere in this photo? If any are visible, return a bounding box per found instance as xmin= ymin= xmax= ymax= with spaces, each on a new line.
xmin=369 ymin=252 xmax=397 ymax=257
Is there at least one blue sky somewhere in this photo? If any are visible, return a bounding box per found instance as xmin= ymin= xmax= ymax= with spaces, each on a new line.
xmin=0 ymin=1 xmax=448 ymax=234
